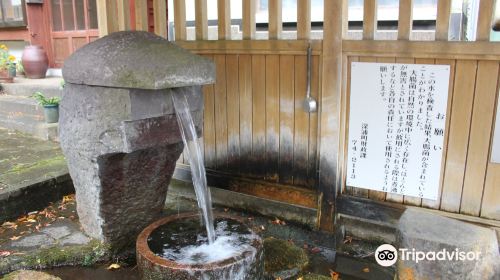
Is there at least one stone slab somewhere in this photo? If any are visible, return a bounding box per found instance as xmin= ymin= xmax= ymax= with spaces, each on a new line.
xmin=396 ymin=208 xmax=500 ymax=280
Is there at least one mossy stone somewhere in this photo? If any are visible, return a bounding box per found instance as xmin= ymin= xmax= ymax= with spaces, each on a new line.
xmin=263 ymin=237 xmax=308 ymax=273
xmin=301 ymin=273 xmax=331 ymax=280
xmin=3 ymin=270 xmax=61 ymax=280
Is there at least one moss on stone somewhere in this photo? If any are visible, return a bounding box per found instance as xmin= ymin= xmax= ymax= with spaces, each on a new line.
xmin=4 ymin=155 xmax=65 ymax=175
xmin=263 ymin=237 xmax=308 ymax=273
xmin=23 ymin=239 xmax=110 ymax=268
xmin=301 ymin=273 xmax=331 ymax=280
xmin=3 ymin=270 xmax=61 ymax=280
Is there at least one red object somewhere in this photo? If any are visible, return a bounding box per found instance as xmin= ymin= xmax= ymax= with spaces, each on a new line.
xmin=22 ymin=45 xmax=49 ymax=79
xmin=0 ymin=69 xmax=14 ymax=83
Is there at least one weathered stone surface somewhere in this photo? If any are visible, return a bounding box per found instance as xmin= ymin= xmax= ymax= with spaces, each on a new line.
xmin=263 ymin=237 xmax=309 ymax=278
xmin=62 ymin=31 xmax=215 ymax=89
xmin=59 ymin=232 xmax=91 ymax=246
xmin=396 ymin=208 xmax=500 ymax=280
xmin=3 ymin=270 xmax=61 ymax=280
xmin=10 ymin=234 xmax=55 ymax=249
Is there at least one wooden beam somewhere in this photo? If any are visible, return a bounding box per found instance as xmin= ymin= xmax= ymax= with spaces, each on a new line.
xmin=135 ymin=0 xmax=149 ymax=31
xmin=476 ymin=0 xmax=495 ymax=41
xmin=268 ymin=0 xmax=282 ymax=39
xmin=96 ymin=0 xmax=118 ymax=37
xmin=176 ymin=40 xmax=323 ymax=55
xmin=217 ymin=0 xmax=231 ymax=40
xmin=318 ymin=0 xmax=346 ymax=231
xmin=117 ymin=0 xmax=131 ymax=31
xmin=363 ymin=0 xmax=377 ymax=40
xmin=297 ymin=0 xmax=311 ymax=40
xmin=174 ymin=0 xmax=187 ymax=40
xmin=398 ymin=0 xmax=413 ymax=40
xmin=195 ymin=0 xmax=208 ymax=40
xmin=435 ymin=0 xmax=451 ymax=41
xmin=342 ymin=40 xmax=500 ymax=60
xmin=153 ymin=0 xmax=167 ymax=38
xmin=243 ymin=0 xmax=256 ymax=39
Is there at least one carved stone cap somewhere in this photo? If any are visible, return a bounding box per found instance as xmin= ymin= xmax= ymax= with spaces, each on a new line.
xmin=62 ymin=31 xmax=215 ymax=90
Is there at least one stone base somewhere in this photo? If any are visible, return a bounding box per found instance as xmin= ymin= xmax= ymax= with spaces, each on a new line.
xmin=396 ymin=208 xmax=500 ymax=280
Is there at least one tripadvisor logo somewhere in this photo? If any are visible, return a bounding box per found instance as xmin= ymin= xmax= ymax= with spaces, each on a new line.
xmin=375 ymin=244 xmax=482 ymax=267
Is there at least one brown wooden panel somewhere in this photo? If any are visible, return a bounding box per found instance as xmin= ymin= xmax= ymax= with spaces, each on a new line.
xmin=52 ymin=38 xmax=70 ymax=65
xmin=203 ymin=55 xmax=216 ymax=169
xmin=421 ymin=59 xmax=456 ymax=209
xmin=226 ymin=55 xmax=240 ymax=172
xmin=293 ymin=54 xmax=309 ymax=186
xmin=239 ymin=54 xmax=253 ymax=174
xmin=279 ymin=55 xmax=295 ymax=184
xmin=71 ymin=37 xmax=87 ymax=52
xmin=214 ymin=55 xmax=228 ymax=170
xmin=265 ymin=55 xmax=280 ymax=181
xmin=307 ymin=55 xmax=320 ymax=187
xmin=252 ymin=55 xmax=267 ymax=177
xmin=440 ymin=60 xmax=478 ymax=213
xmin=461 ymin=61 xmax=499 ymax=215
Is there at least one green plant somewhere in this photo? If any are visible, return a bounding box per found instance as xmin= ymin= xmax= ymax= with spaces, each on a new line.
xmin=0 ymin=44 xmax=16 ymax=71
xmin=32 ymin=91 xmax=60 ymax=106
xmin=16 ymin=60 xmax=23 ymax=73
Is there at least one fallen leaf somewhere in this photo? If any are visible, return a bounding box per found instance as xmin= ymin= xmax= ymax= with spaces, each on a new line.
xmin=0 ymin=251 xmax=11 ymax=257
xmin=260 ymin=225 xmax=265 ymax=231
xmin=26 ymin=219 xmax=37 ymax=223
xmin=343 ymin=236 xmax=353 ymax=244
xmin=329 ymin=270 xmax=339 ymax=280
xmin=272 ymin=218 xmax=281 ymax=225
xmin=28 ymin=211 xmax=38 ymax=215
xmin=223 ymin=208 xmax=229 ymax=212
xmin=107 ymin=263 xmax=121 ymax=270
xmin=310 ymin=247 xmax=321 ymax=254
xmin=9 ymin=236 xmax=21 ymax=241
xmin=362 ymin=267 xmax=370 ymax=273
xmin=62 ymin=194 xmax=75 ymax=203
xmin=297 ymin=277 xmax=303 ymax=280
xmin=2 ymin=222 xmax=17 ymax=229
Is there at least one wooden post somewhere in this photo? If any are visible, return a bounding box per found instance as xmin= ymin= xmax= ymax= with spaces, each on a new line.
xmin=117 ymin=0 xmax=131 ymax=31
xmin=476 ymin=0 xmax=495 ymax=41
xmin=218 ymin=0 xmax=231 ymax=40
xmin=318 ymin=0 xmax=346 ymax=231
xmin=297 ymin=0 xmax=311 ymax=40
xmin=135 ymin=0 xmax=149 ymax=31
xmin=243 ymin=0 xmax=256 ymax=39
xmin=269 ymin=0 xmax=282 ymax=39
xmin=174 ymin=0 xmax=187 ymax=40
xmin=363 ymin=0 xmax=377 ymax=40
xmin=153 ymin=0 xmax=167 ymax=38
xmin=435 ymin=0 xmax=451 ymax=41
xmin=398 ymin=0 xmax=413 ymax=40
xmin=195 ymin=0 xmax=208 ymax=40
xmin=97 ymin=0 xmax=118 ymax=37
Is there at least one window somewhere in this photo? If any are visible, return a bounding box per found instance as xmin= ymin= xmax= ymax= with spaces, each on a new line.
xmin=0 ymin=0 xmax=27 ymax=28
xmin=51 ymin=0 xmax=97 ymax=31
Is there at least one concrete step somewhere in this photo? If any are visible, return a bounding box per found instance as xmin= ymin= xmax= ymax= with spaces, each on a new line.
xmin=1 ymin=76 xmax=63 ymax=98
xmin=0 ymin=95 xmax=58 ymax=141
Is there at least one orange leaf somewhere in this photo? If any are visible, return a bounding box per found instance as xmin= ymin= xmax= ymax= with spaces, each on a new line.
xmin=0 ymin=251 xmax=11 ymax=257
xmin=362 ymin=267 xmax=370 ymax=273
xmin=107 ymin=263 xmax=121 ymax=270
xmin=329 ymin=269 xmax=340 ymax=280
xmin=9 ymin=236 xmax=21 ymax=241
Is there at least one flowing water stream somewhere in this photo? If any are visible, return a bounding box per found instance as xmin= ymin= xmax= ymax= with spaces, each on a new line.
xmin=171 ymin=87 xmax=216 ymax=244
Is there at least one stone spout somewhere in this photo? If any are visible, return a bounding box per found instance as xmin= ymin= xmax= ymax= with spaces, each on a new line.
xmin=59 ymin=31 xmax=215 ymax=249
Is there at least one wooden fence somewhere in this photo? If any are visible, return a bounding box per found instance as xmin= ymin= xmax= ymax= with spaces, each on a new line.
xmin=96 ymin=0 xmax=500 ymax=230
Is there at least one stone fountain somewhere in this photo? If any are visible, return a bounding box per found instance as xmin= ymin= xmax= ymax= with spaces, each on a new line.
xmin=59 ymin=31 xmax=214 ymax=249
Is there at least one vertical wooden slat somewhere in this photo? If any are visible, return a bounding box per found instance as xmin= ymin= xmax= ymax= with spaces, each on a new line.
xmin=343 ymin=56 xmax=358 ymax=195
xmin=440 ymin=60 xmax=478 ymax=213
xmin=435 ymin=0 xmax=451 ymax=41
xmin=421 ymin=59 xmax=456 ymax=209
xmin=398 ymin=0 xmax=413 ymax=40
xmin=243 ymin=0 xmax=256 ymax=39
xmin=294 ymin=54 xmax=310 ymax=186
xmin=265 ymin=55 xmax=280 ymax=181
xmin=252 ymin=55 xmax=267 ymax=177
xmin=153 ymin=0 xmax=167 ymax=37
xmin=476 ymin=0 xmax=495 ymax=41
xmin=117 ymin=0 xmax=131 ymax=31
xmin=297 ymin=0 xmax=311 ymax=40
xmin=307 ymin=55 xmax=320 ymax=187
xmin=318 ymin=0 xmax=345 ymax=231
xmin=217 ymin=0 xmax=231 ymax=40
xmin=239 ymin=54 xmax=253 ymax=174
xmin=96 ymin=0 xmax=118 ymax=36
xmin=174 ymin=0 xmax=187 ymax=40
xmin=268 ymin=0 xmax=282 ymax=39
xmin=280 ymin=55 xmax=295 ymax=185
xmin=363 ymin=0 xmax=377 ymax=40
xmin=203 ymin=57 xmax=216 ymax=169
xmin=460 ymin=61 xmax=499 ymax=215
xmin=135 ymin=0 xmax=149 ymax=31
xmin=226 ymin=55 xmax=240 ymax=172
xmin=214 ymin=55 xmax=229 ymax=170
xmin=195 ymin=0 xmax=208 ymax=40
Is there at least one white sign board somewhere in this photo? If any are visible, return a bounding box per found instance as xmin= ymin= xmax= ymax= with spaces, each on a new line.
xmin=492 ymin=97 xmax=500 ymax=163
xmin=347 ymin=62 xmax=450 ymax=200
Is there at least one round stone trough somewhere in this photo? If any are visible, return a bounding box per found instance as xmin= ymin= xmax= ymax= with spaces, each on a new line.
xmin=136 ymin=212 xmax=264 ymax=280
